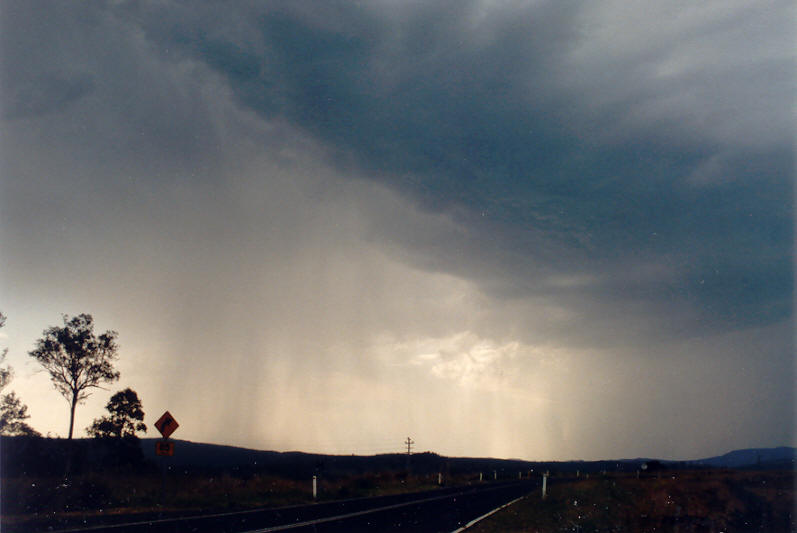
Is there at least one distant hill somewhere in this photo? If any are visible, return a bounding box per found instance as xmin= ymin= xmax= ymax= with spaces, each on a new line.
xmin=686 ymin=446 xmax=796 ymax=469
xmin=2 ymin=437 xmax=793 ymax=479
xmin=139 ymin=439 xmax=795 ymax=476
xmin=138 ymin=438 xmax=537 ymax=479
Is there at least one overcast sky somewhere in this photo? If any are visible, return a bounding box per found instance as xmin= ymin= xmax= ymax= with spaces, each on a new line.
xmin=1 ymin=0 xmax=793 ymax=461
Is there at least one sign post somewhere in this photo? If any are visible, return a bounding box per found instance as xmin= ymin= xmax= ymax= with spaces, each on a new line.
xmin=155 ymin=411 xmax=179 ymax=456
xmin=154 ymin=411 xmax=179 ymax=505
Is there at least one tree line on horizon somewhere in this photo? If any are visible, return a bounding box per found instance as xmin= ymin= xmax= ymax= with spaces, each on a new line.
xmin=0 ymin=311 xmax=146 ymax=443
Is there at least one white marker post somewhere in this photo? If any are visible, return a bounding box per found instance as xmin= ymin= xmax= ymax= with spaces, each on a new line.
xmin=438 ymin=473 xmax=443 ymax=485
xmin=493 ymin=470 xmax=497 ymax=480
xmin=542 ymin=473 xmax=548 ymax=499
xmin=312 ymin=475 xmax=317 ymax=500
xmin=479 ymin=472 xmax=483 ymax=482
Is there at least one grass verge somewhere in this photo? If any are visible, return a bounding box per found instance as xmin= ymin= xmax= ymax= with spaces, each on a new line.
xmin=467 ymin=470 xmax=795 ymax=532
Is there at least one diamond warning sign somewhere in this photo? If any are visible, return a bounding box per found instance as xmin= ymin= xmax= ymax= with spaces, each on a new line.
xmin=154 ymin=411 xmax=179 ymax=439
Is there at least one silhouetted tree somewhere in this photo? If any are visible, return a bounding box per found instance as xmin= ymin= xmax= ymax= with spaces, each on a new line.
xmin=87 ymin=388 xmax=146 ymax=439
xmin=29 ymin=314 xmax=119 ymax=439
xmin=0 ymin=312 xmax=39 ymax=436
xmin=0 ymin=392 xmax=39 ymax=436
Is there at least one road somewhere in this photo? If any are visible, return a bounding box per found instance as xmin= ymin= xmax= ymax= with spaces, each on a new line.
xmin=50 ymin=480 xmax=538 ymax=533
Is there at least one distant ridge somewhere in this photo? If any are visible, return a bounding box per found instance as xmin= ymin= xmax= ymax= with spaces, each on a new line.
xmin=138 ymin=439 xmax=795 ymax=474
xmin=2 ymin=437 xmax=792 ymax=479
xmin=686 ymin=446 xmax=796 ymax=469
xmin=138 ymin=438 xmax=537 ymax=478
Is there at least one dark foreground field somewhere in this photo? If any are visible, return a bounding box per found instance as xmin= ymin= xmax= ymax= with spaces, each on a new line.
xmin=2 ymin=469 xmax=465 ymax=532
xmin=470 ymin=470 xmax=795 ymax=532
xmin=2 ymin=436 xmax=794 ymax=532
xmin=1 ymin=436 xmax=527 ymax=532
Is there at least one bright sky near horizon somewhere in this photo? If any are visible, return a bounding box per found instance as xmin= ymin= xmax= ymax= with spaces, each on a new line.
xmin=0 ymin=1 xmax=793 ymax=461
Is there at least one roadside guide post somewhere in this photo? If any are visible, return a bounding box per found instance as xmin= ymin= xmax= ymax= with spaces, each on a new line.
xmin=542 ymin=471 xmax=548 ymax=499
xmin=154 ymin=411 xmax=179 ymax=506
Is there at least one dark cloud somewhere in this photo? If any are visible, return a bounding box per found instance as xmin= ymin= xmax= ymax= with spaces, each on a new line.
xmin=1 ymin=73 xmax=94 ymax=120
xmin=1 ymin=0 xmax=790 ymax=344
xmin=1 ymin=2 xmax=96 ymax=119
xmin=106 ymin=0 xmax=793 ymax=341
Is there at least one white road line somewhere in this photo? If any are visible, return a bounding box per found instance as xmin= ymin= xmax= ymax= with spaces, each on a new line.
xmin=51 ymin=504 xmax=302 ymax=532
xmin=242 ymin=491 xmax=462 ymax=532
xmin=449 ymin=494 xmax=527 ymax=533
xmin=49 ymin=492 xmax=453 ymax=532
xmin=51 ymin=484 xmax=523 ymax=533
xmin=245 ymin=484 xmax=523 ymax=533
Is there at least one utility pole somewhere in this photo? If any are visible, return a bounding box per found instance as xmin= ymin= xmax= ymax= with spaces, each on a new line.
xmin=405 ymin=436 xmax=414 ymax=456
xmin=404 ymin=437 xmax=414 ymax=472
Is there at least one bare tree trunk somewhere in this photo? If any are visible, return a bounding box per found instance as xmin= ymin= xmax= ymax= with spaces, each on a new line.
xmin=65 ymin=392 xmax=78 ymax=479
xmin=68 ymin=392 xmax=77 ymax=440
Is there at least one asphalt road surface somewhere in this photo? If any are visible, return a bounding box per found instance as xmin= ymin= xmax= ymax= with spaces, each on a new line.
xmin=51 ymin=480 xmax=538 ymax=533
